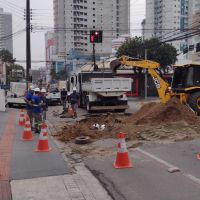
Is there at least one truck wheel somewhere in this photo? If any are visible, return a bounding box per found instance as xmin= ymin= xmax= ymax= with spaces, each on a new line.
xmin=86 ymin=98 xmax=92 ymax=113
xmin=188 ymin=91 xmax=200 ymax=115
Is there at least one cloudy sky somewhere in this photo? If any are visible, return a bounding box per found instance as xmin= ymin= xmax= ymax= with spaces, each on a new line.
xmin=0 ymin=0 xmax=145 ymax=68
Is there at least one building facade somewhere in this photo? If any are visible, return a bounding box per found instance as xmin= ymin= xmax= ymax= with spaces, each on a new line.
xmin=53 ymin=0 xmax=130 ymax=57
xmin=0 ymin=8 xmax=13 ymax=54
xmin=187 ymin=0 xmax=200 ymax=62
xmin=143 ymin=0 xmax=189 ymax=55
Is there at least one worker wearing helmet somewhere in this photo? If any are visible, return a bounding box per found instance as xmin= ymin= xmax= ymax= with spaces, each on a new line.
xmin=24 ymin=85 xmax=35 ymax=128
xmin=40 ymin=88 xmax=48 ymax=122
xmin=60 ymin=86 xmax=68 ymax=112
xmin=69 ymin=86 xmax=80 ymax=118
xmin=31 ymin=87 xmax=42 ymax=133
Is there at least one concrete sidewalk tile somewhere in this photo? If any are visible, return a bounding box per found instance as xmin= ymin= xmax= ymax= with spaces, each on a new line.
xmin=62 ymin=175 xmax=85 ymax=199
xmin=11 ymin=176 xmax=71 ymax=200
xmin=73 ymin=174 xmax=95 ymax=200
xmin=75 ymin=166 xmax=112 ymax=200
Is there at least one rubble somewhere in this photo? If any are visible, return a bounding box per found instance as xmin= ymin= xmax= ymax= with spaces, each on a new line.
xmin=54 ymin=98 xmax=200 ymax=145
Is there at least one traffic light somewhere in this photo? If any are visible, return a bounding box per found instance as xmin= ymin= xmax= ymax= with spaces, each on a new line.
xmin=90 ymin=30 xmax=103 ymax=43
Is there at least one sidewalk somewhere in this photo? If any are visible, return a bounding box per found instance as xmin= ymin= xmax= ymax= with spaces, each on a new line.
xmin=0 ymin=109 xmax=112 ymax=200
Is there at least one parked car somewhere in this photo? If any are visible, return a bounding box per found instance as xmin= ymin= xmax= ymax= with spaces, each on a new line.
xmin=46 ymin=88 xmax=61 ymax=105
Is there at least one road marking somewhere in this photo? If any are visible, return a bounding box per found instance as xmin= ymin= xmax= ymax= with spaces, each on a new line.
xmin=136 ymin=147 xmax=200 ymax=186
xmin=136 ymin=148 xmax=179 ymax=169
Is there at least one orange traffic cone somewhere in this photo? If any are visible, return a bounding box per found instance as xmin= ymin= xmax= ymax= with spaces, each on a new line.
xmin=68 ymin=105 xmax=74 ymax=117
xmin=18 ymin=109 xmax=25 ymax=126
xmin=22 ymin=115 xmax=33 ymax=141
xmin=35 ymin=123 xmax=52 ymax=152
xmin=113 ymin=132 xmax=133 ymax=169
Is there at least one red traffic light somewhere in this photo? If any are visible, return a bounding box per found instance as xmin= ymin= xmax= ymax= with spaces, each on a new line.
xmin=90 ymin=30 xmax=103 ymax=43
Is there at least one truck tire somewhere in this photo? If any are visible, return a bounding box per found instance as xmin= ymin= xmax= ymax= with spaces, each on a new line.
xmin=75 ymin=136 xmax=91 ymax=144
xmin=86 ymin=98 xmax=92 ymax=113
xmin=188 ymin=91 xmax=200 ymax=115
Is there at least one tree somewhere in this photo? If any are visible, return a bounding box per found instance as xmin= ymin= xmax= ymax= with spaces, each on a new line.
xmin=116 ymin=37 xmax=178 ymax=71
xmin=6 ymin=64 xmax=25 ymax=84
xmin=0 ymin=49 xmax=15 ymax=63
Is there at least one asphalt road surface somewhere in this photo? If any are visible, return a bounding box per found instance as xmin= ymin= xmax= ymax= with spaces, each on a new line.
xmin=85 ymin=140 xmax=200 ymax=200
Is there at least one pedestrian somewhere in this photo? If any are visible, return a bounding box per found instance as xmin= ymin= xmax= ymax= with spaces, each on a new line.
xmin=60 ymin=87 xmax=68 ymax=112
xmin=31 ymin=87 xmax=42 ymax=134
xmin=69 ymin=87 xmax=80 ymax=118
xmin=40 ymin=88 xmax=48 ymax=122
xmin=24 ymin=85 xmax=34 ymax=128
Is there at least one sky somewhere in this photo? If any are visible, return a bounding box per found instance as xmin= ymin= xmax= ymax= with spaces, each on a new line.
xmin=0 ymin=0 xmax=145 ymax=69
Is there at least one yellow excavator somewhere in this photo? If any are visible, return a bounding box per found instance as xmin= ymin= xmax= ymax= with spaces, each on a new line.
xmin=111 ymin=55 xmax=200 ymax=115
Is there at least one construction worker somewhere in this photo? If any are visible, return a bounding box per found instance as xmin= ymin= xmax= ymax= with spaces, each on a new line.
xmin=24 ymin=85 xmax=34 ymax=128
xmin=40 ymin=88 xmax=48 ymax=122
xmin=31 ymin=88 xmax=42 ymax=134
xmin=69 ymin=87 xmax=80 ymax=118
xmin=60 ymin=87 xmax=68 ymax=112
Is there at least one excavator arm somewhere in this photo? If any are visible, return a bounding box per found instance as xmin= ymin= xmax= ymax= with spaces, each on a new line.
xmin=115 ymin=55 xmax=172 ymax=103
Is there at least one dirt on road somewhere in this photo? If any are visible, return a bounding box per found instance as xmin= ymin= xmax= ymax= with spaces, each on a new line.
xmin=54 ymin=98 xmax=200 ymax=145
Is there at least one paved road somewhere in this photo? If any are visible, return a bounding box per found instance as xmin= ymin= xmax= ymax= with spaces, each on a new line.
xmin=85 ymin=140 xmax=200 ymax=200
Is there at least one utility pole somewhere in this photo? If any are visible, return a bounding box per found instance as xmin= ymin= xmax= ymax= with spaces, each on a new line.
xmin=26 ymin=0 xmax=31 ymax=90
xmin=93 ymin=43 xmax=98 ymax=71
xmin=144 ymin=48 xmax=148 ymax=100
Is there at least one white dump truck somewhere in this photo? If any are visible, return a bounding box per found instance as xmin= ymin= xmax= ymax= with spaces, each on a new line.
xmin=69 ymin=70 xmax=132 ymax=112
xmin=7 ymin=82 xmax=26 ymax=107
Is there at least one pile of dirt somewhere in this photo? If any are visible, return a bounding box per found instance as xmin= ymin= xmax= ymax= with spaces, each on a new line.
xmin=128 ymin=97 xmax=199 ymax=125
xmin=55 ymin=98 xmax=200 ymax=143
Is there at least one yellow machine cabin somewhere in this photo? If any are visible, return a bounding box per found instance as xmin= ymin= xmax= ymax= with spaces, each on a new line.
xmin=111 ymin=55 xmax=200 ymax=115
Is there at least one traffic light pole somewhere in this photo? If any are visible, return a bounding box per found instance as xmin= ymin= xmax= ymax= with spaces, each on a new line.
xmin=93 ymin=43 xmax=98 ymax=71
xmin=26 ymin=0 xmax=31 ymax=90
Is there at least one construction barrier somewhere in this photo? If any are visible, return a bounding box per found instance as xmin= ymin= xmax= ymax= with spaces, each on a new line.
xmin=114 ymin=132 xmax=133 ymax=169
xmin=35 ymin=123 xmax=52 ymax=152
xmin=22 ymin=115 xmax=33 ymax=141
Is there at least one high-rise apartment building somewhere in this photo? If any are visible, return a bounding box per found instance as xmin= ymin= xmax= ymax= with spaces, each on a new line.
xmin=188 ymin=0 xmax=200 ymax=62
xmin=143 ymin=0 xmax=189 ymax=53
xmin=53 ymin=0 xmax=130 ymax=57
xmin=0 ymin=8 xmax=13 ymax=54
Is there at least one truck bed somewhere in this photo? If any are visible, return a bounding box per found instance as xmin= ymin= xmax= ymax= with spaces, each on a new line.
xmin=82 ymin=78 xmax=132 ymax=92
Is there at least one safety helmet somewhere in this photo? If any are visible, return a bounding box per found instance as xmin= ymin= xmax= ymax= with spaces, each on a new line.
xmin=41 ymin=88 xmax=46 ymax=93
xmin=73 ymin=87 xmax=77 ymax=91
xmin=34 ymin=87 xmax=40 ymax=92
xmin=29 ymin=85 xmax=34 ymax=90
xmin=62 ymin=86 xmax=66 ymax=89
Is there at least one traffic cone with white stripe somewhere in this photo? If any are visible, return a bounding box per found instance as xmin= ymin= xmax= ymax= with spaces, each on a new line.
xmin=35 ymin=123 xmax=52 ymax=152
xmin=22 ymin=115 xmax=33 ymax=141
xmin=18 ymin=109 xmax=25 ymax=126
xmin=114 ymin=132 xmax=133 ymax=169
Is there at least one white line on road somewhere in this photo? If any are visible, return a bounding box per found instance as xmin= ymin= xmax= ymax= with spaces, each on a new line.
xmin=136 ymin=147 xmax=200 ymax=187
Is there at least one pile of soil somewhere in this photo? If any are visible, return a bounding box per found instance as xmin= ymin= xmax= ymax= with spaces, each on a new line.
xmin=128 ymin=97 xmax=199 ymax=125
xmin=55 ymin=97 xmax=200 ymax=143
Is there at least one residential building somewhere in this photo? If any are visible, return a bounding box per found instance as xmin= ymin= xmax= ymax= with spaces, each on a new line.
xmin=53 ymin=0 xmax=130 ymax=57
xmin=187 ymin=0 xmax=200 ymax=62
xmin=0 ymin=8 xmax=13 ymax=54
xmin=143 ymin=0 xmax=189 ymax=55
xmin=112 ymin=34 xmax=131 ymax=54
